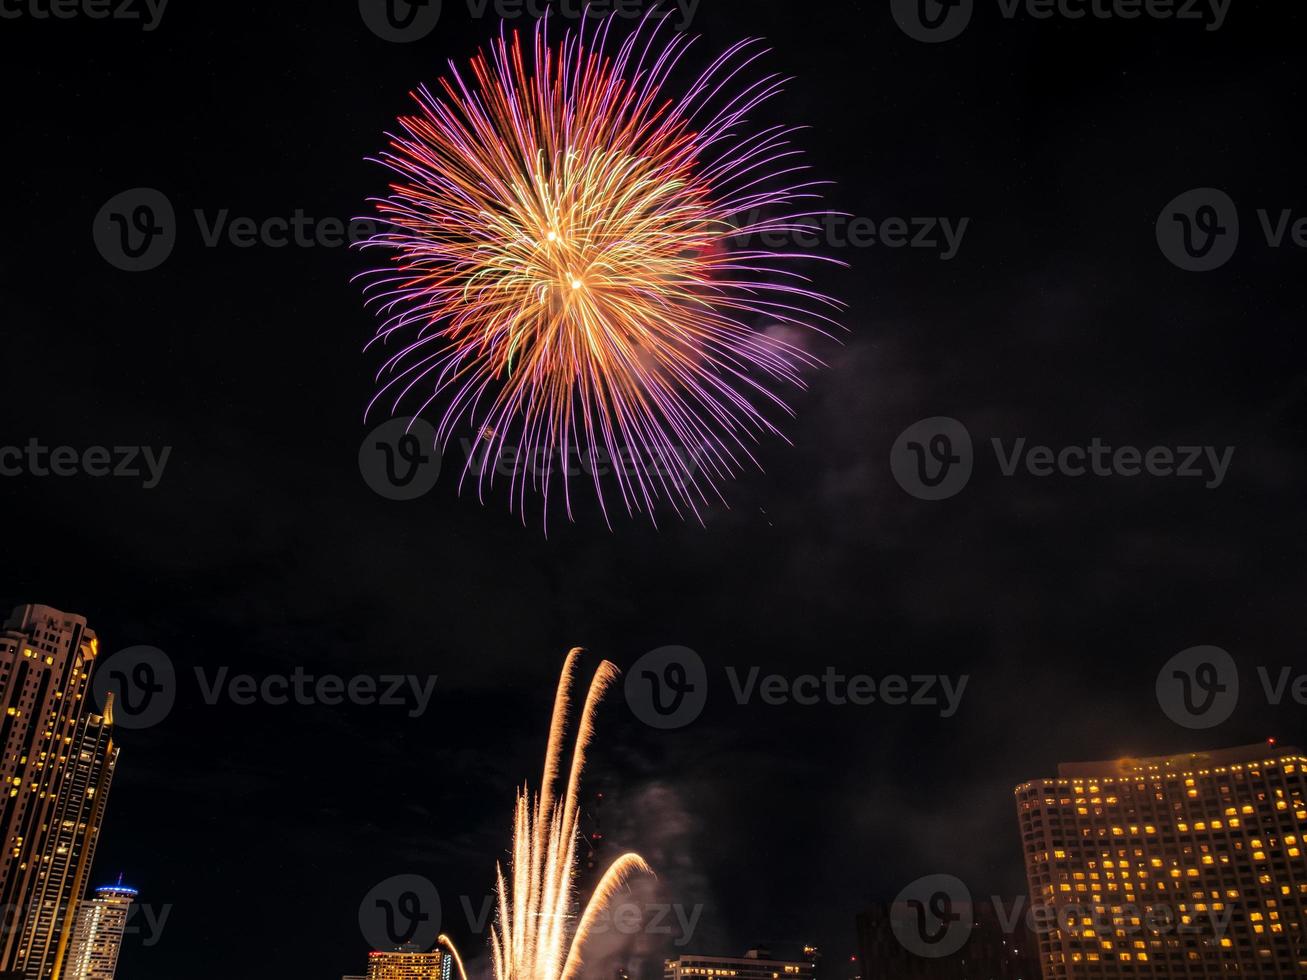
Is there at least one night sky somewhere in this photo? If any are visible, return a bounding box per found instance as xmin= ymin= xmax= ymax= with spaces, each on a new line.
xmin=2 ymin=1 xmax=1305 ymax=977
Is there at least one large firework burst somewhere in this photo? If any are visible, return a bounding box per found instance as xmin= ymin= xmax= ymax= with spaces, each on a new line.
xmin=358 ymin=9 xmax=842 ymax=526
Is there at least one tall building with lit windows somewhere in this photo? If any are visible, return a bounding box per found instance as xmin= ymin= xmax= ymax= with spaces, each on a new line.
xmin=364 ymin=948 xmax=452 ymax=980
xmin=63 ymin=878 xmax=136 ymax=980
xmin=664 ymin=948 xmax=817 ymax=979
xmin=0 ymin=604 xmax=119 ymax=980
xmin=1014 ymin=743 xmax=1307 ymax=978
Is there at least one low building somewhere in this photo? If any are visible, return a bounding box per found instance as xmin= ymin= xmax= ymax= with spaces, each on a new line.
xmin=665 ymin=947 xmax=816 ymax=979
xmin=365 ymin=948 xmax=452 ymax=980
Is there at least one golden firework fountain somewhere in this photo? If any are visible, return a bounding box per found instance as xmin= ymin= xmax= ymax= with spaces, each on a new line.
xmin=440 ymin=649 xmax=650 ymax=980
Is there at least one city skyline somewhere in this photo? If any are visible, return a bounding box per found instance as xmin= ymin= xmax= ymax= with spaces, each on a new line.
xmin=3 ymin=598 xmax=1303 ymax=979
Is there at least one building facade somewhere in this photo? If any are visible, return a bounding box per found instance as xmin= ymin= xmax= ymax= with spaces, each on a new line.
xmin=664 ymin=948 xmax=816 ymax=979
xmin=0 ymin=605 xmax=119 ymax=980
xmin=365 ymin=948 xmax=452 ymax=980
xmin=1015 ymin=743 xmax=1307 ymax=978
xmin=62 ymin=879 xmax=135 ymax=980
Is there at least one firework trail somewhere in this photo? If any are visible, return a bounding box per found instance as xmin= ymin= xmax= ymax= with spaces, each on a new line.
xmin=358 ymin=8 xmax=843 ymax=526
xmin=440 ymin=649 xmax=650 ymax=980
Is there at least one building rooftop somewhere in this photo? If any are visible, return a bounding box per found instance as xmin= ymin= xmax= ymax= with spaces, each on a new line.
xmin=94 ymin=873 xmax=138 ymax=898
xmin=1013 ymin=741 xmax=1306 ymax=791
xmin=1056 ymin=741 xmax=1301 ymax=778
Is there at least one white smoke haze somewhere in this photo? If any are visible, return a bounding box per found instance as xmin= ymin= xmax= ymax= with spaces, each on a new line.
xmin=565 ymin=780 xmax=721 ymax=979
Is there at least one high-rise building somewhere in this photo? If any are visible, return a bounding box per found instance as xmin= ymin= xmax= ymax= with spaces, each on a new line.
xmin=856 ymin=900 xmax=1041 ymax=978
xmin=664 ymin=947 xmax=817 ymax=979
xmin=62 ymin=878 xmax=135 ymax=980
xmin=0 ymin=604 xmax=120 ymax=980
xmin=1015 ymin=742 xmax=1307 ymax=978
xmin=364 ymin=948 xmax=452 ymax=980
xmin=11 ymin=706 xmax=118 ymax=980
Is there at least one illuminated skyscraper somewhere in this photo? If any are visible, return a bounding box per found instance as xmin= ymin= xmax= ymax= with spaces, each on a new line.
xmin=364 ymin=948 xmax=452 ymax=980
xmin=63 ymin=879 xmax=136 ymax=980
xmin=664 ymin=948 xmax=817 ymax=979
xmin=0 ymin=604 xmax=119 ymax=980
xmin=1015 ymin=743 xmax=1307 ymax=978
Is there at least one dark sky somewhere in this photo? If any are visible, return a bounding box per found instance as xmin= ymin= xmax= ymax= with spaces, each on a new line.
xmin=2 ymin=1 xmax=1305 ymax=977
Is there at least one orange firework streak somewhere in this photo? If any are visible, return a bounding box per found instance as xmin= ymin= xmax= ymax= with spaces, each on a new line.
xmin=359 ymin=10 xmax=842 ymax=527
